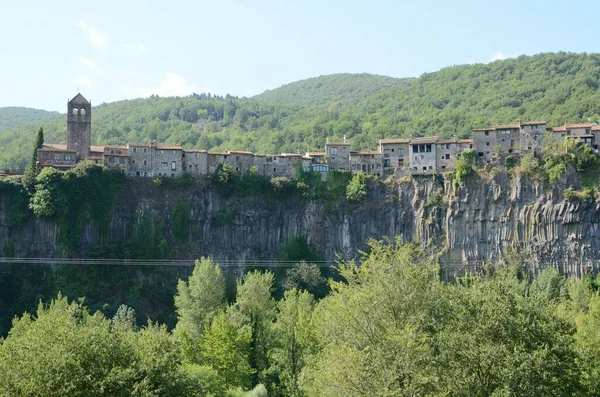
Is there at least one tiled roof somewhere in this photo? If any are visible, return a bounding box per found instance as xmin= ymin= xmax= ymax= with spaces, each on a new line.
xmin=326 ymin=142 xmax=350 ymax=146
xmin=307 ymin=152 xmax=326 ymax=156
xmin=565 ymin=123 xmax=592 ymax=128
xmin=519 ymin=121 xmax=546 ymax=126
xmin=227 ymin=150 xmax=254 ymax=155
xmin=409 ymin=136 xmax=439 ymax=144
xmin=458 ymin=138 xmax=473 ymax=143
xmin=472 ymin=128 xmax=495 ymax=132
xmin=592 ymin=125 xmax=600 ymax=131
xmin=156 ymin=145 xmax=182 ymax=150
xmin=379 ymin=138 xmax=409 ymax=144
xmin=43 ymin=143 xmax=67 ymax=150
xmin=90 ymin=145 xmax=105 ymax=152
xmin=437 ymin=139 xmax=458 ymax=144
xmin=494 ymin=124 xmax=519 ymax=129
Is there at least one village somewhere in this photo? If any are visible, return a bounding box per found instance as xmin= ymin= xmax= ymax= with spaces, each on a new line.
xmin=37 ymin=93 xmax=600 ymax=179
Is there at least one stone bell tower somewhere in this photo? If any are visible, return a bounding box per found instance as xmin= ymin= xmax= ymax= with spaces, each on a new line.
xmin=67 ymin=93 xmax=92 ymax=159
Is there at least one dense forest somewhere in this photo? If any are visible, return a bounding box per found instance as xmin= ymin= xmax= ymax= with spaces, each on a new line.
xmin=2 ymin=52 xmax=600 ymax=172
xmin=3 ymin=243 xmax=600 ymax=396
xmin=0 ymin=107 xmax=58 ymax=132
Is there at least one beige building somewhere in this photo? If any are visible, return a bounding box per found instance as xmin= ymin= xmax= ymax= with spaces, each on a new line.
xmin=472 ymin=128 xmax=496 ymax=163
xmin=350 ymin=151 xmax=382 ymax=176
xmin=38 ymin=144 xmax=78 ymax=171
xmin=378 ymin=138 xmax=409 ymax=176
xmin=154 ymin=145 xmax=183 ymax=177
xmin=128 ymin=143 xmax=155 ymax=177
xmin=409 ymin=137 xmax=438 ymax=172
xmin=495 ymin=124 xmax=520 ymax=155
xmin=325 ymin=142 xmax=351 ymax=171
xmin=225 ymin=151 xmax=255 ymax=174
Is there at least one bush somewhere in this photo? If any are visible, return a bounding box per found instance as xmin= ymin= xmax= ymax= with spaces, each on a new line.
xmin=563 ymin=187 xmax=596 ymax=201
xmin=346 ymin=173 xmax=368 ymax=203
xmin=453 ymin=149 xmax=476 ymax=186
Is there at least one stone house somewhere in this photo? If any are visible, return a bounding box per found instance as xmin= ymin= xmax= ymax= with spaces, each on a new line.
xmin=262 ymin=153 xmax=302 ymax=178
xmin=350 ymin=151 xmax=382 ymax=176
xmin=325 ymin=142 xmax=351 ymax=171
xmin=378 ymin=138 xmax=409 ymax=175
xmin=226 ymin=151 xmax=255 ymax=174
xmin=103 ymin=145 xmax=129 ymax=173
xmin=519 ymin=121 xmax=546 ymax=155
xmin=435 ymin=139 xmax=460 ymax=171
xmin=183 ymin=150 xmax=208 ymax=176
xmin=494 ymin=124 xmax=520 ymax=156
xmin=472 ymin=128 xmax=496 ymax=164
xmin=127 ymin=143 xmax=155 ymax=177
xmin=409 ymin=137 xmax=438 ymax=172
xmin=154 ymin=145 xmax=183 ymax=177
xmin=38 ymin=144 xmax=78 ymax=171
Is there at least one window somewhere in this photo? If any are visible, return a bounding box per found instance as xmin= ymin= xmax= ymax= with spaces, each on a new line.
xmin=510 ymin=140 xmax=515 ymax=145
xmin=423 ymin=167 xmax=427 ymax=171
xmin=171 ymin=161 xmax=176 ymax=170
xmin=384 ymin=149 xmax=390 ymax=154
xmin=567 ymin=130 xmax=571 ymax=136
xmin=72 ymin=108 xmax=78 ymax=115
xmin=486 ymin=142 xmax=490 ymax=146
xmin=161 ymin=150 xmax=165 ymax=155
xmin=441 ymin=165 xmax=446 ymax=169
xmin=81 ymin=108 xmax=86 ymax=116
xmin=391 ymin=148 xmax=394 ymax=152
xmin=384 ymin=159 xmax=390 ymax=167
xmin=445 ymin=144 xmax=451 ymax=150
xmin=425 ymin=144 xmax=432 ymax=152
xmin=65 ymin=155 xmax=72 ymax=161
xmin=429 ymin=166 xmax=433 ymax=170
xmin=399 ymin=148 xmax=404 ymax=156
xmin=162 ymin=162 xmax=168 ymax=168
xmin=109 ymin=156 xmax=114 ymax=163
xmin=398 ymin=158 xmax=404 ymax=167
xmin=413 ymin=145 xmax=419 ymax=153
xmin=133 ymin=147 xmax=137 ymax=153
xmin=273 ymin=167 xmax=277 ymax=173
xmin=419 ymin=144 xmax=425 ymax=152
xmin=484 ymin=131 xmax=489 ymax=136
xmin=119 ymin=157 xmax=124 ymax=164
xmin=42 ymin=153 xmax=48 ymax=160
xmin=478 ymin=152 xmax=484 ymax=157
xmin=329 ymin=147 xmax=337 ymax=155
xmin=195 ymin=153 xmax=198 ymax=158
xmin=445 ymin=154 xmax=450 ymax=160
xmin=143 ymin=148 xmax=147 ymax=153
xmin=54 ymin=154 xmax=61 ymax=161
xmin=173 ymin=150 xmax=176 ymax=155
xmin=143 ymin=160 xmax=148 ymax=166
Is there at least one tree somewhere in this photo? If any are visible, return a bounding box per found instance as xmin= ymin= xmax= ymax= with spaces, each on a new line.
xmin=283 ymin=261 xmax=329 ymax=299
xmin=346 ymin=172 xmax=367 ymax=203
xmin=199 ymin=312 xmax=254 ymax=390
xmin=22 ymin=127 xmax=44 ymax=190
xmin=574 ymin=294 xmax=600 ymax=395
xmin=230 ymin=271 xmax=277 ymax=390
xmin=301 ymin=240 xmax=441 ymax=396
xmin=174 ymin=257 xmax=227 ymax=362
xmin=271 ymin=289 xmax=317 ymax=397
xmin=29 ymin=166 xmax=67 ymax=217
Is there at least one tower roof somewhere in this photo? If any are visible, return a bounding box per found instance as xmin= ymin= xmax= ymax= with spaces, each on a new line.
xmin=69 ymin=93 xmax=90 ymax=105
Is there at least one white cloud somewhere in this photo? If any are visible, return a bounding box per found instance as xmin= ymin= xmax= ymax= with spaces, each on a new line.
xmin=139 ymin=73 xmax=200 ymax=97
xmin=75 ymin=21 xmax=107 ymax=48
xmin=121 ymin=42 xmax=149 ymax=53
xmin=80 ymin=57 xmax=101 ymax=72
xmin=73 ymin=75 xmax=91 ymax=88
xmin=491 ymin=51 xmax=512 ymax=61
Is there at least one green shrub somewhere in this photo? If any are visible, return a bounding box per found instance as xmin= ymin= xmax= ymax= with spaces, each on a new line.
xmin=424 ymin=191 xmax=445 ymax=210
xmin=563 ymin=187 xmax=596 ymax=201
xmin=346 ymin=173 xmax=368 ymax=203
xmin=453 ymin=149 xmax=476 ymax=186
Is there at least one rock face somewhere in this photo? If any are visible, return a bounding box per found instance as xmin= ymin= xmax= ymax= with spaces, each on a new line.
xmin=1 ymin=173 xmax=599 ymax=277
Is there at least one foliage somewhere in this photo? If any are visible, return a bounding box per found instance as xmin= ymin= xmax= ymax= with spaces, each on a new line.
xmin=283 ymin=261 xmax=330 ymax=299
xmin=175 ymin=257 xmax=227 ymax=362
xmin=543 ymin=138 xmax=600 ymax=185
xmin=0 ymin=107 xmax=58 ymax=132
xmin=22 ymin=127 xmax=43 ymax=190
xmin=345 ymin=172 xmax=368 ymax=203
xmin=564 ymin=187 xmax=596 ymax=201
xmin=278 ymin=235 xmax=322 ymax=263
xmin=172 ymin=197 xmax=191 ymax=244
xmin=424 ymin=191 xmax=445 ymax=210
xmin=453 ymin=148 xmax=476 ymax=186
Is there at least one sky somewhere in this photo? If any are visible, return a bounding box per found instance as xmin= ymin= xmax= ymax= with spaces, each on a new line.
xmin=2 ymin=0 xmax=600 ymax=111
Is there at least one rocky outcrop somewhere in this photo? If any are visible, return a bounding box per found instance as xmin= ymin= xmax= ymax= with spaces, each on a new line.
xmin=1 ymin=172 xmax=599 ymax=277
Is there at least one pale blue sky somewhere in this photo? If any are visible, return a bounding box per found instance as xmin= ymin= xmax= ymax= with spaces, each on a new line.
xmin=1 ymin=0 xmax=599 ymax=111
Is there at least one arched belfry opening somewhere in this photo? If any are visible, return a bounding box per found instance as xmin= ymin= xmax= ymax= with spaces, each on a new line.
xmin=67 ymin=93 xmax=92 ymax=159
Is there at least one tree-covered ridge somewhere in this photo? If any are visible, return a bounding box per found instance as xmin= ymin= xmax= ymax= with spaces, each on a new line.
xmin=255 ymin=73 xmax=410 ymax=107
xmin=0 ymin=107 xmax=59 ymax=132
xmin=3 ymin=52 xmax=600 ymax=172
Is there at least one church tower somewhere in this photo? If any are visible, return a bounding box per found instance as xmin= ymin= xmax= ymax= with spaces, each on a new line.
xmin=67 ymin=93 xmax=92 ymax=159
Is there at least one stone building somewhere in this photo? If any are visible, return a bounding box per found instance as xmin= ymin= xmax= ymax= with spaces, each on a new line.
xmin=154 ymin=145 xmax=183 ymax=178
xmin=495 ymin=124 xmax=520 ymax=155
xmin=127 ymin=143 xmax=154 ymax=177
xmin=325 ymin=141 xmax=351 ymax=171
xmin=38 ymin=144 xmax=78 ymax=171
xmin=103 ymin=145 xmax=129 ymax=173
xmin=225 ymin=151 xmax=255 ymax=174
xmin=378 ymin=138 xmax=409 ymax=175
xmin=350 ymin=151 xmax=382 ymax=176
xmin=519 ymin=121 xmax=546 ymax=155
xmin=183 ymin=150 xmax=208 ymax=176
xmin=472 ymin=128 xmax=496 ymax=163
xmin=67 ymin=94 xmax=92 ymax=160
xmin=409 ymin=137 xmax=438 ymax=172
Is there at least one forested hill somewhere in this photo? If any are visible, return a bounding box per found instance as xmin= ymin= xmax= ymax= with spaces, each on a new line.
xmin=2 ymin=52 xmax=600 ymax=171
xmin=0 ymin=107 xmax=59 ymax=132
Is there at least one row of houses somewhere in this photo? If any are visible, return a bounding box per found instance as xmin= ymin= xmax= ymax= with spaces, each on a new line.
xmin=38 ymin=94 xmax=600 ymax=179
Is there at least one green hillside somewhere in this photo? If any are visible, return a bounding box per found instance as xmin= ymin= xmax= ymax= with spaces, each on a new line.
xmin=2 ymin=52 xmax=600 ymax=172
xmin=0 ymin=107 xmax=59 ymax=132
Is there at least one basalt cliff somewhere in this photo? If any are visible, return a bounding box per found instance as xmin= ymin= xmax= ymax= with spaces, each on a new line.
xmin=0 ymin=172 xmax=598 ymax=277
